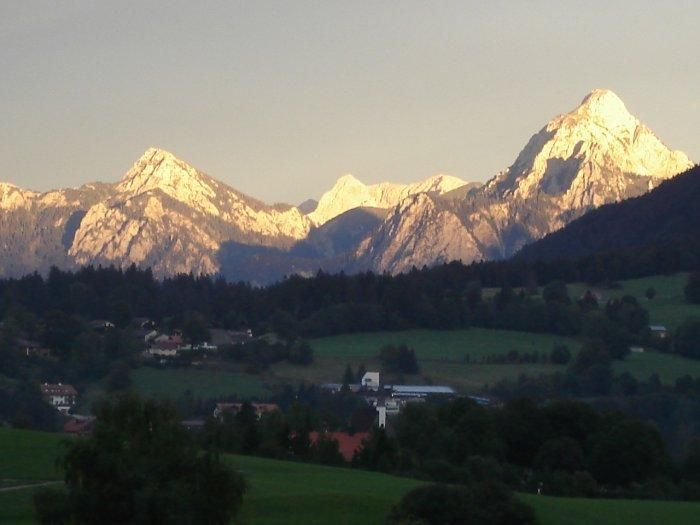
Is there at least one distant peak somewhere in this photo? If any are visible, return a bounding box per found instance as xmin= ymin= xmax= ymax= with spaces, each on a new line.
xmin=570 ymin=88 xmax=634 ymax=128
xmin=138 ymin=147 xmax=179 ymax=164
xmin=580 ymin=88 xmax=623 ymax=106
xmin=117 ymin=147 xmax=218 ymax=210
xmin=335 ymin=173 xmax=364 ymax=186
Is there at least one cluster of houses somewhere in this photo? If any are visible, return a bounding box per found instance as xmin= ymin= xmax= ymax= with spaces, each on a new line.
xmin=5 ymin=316 xmax=254 ymax=363
xmin=144 ymin=327 xmax=253 ymax=360
xmin=322 ymin=371 xmax=475 ymax=429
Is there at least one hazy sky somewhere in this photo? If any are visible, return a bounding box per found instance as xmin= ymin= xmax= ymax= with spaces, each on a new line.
xmin=1 ymin=1 xmax=698 ymax=204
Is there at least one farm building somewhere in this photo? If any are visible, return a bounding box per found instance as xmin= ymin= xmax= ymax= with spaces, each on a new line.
xmin=361 ymin=372 xmax=381 ymax=391
xmin=41 ymin=383 xmax=78 ymax=413
xmin=389 ymin=385 xmax=457 ymax=399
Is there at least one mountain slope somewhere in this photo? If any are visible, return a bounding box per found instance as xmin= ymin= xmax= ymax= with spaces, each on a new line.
xmin=68 ymin=148 xmax=311 ymax=276
xmin=0 ymin=182 xmax=115 ymax=276
xmin=517 ymin=164 xmax=700 ymax=261
xmin=354 ymin=89 xmax=693 ymax=274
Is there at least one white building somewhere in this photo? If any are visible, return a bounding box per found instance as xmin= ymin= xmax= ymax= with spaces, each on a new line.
xmin=377 ymin=405 xmax=386 ymax=428
xmin=361 ymin=372 xmax=380 ymax=391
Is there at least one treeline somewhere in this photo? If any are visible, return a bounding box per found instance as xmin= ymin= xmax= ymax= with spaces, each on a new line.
xmin=358 ymin=398 xmax=700 ymax=501
xmin=0 ymin=265 xmax=664 ymax=341
xmin=196 ymin=394 xmax=700 ymax=502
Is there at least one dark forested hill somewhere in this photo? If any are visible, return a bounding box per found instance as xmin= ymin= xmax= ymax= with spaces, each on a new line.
xmin=517 ymin=165 xmax=700 ymax=262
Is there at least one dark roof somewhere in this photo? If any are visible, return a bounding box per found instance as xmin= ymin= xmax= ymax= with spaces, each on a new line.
xmin=16 ymin=338 xmax=45 ymax=349
xmin=41 ymin=383 xmax=78 ymax=396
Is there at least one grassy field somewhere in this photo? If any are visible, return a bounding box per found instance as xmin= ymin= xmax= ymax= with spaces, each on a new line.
xmin=310 ymin=329 xmax=576 ymax=360
xmin=269 ymin=324 xmax=700 ymax=390
xmin=267 ymin=328 xmax=580 ymax=393
xmin=2 ymin=428 xmax=700 ymax=525
xmin=569 ymin=273 xmax=700 ymax=330
xmin=521 ymin=493 xmax=700 ymax=525
xmin=614 ymin=350 xmax=700 ymax=383
xmin=73 ymin=273 xmax=700 ymax=405
xmin=0 ymin=428 xmax=64 ymax=481
xmin=233 ymin=455 xmax=421 ymax=525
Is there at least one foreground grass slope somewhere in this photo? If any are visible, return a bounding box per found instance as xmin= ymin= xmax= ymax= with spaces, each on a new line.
xmin=521 ymin=493 xmax=700 ymax=525
xmin=232 ymin=455 xmax=421 ymax=525
xmin=2 ymin=428 xmax=700 ymax=525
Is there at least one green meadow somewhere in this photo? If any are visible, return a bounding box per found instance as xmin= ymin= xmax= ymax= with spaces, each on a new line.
xmin=569 ymin=273 xmax=700 ymax=330
xmin=71 ymin=273 xmax=700 ymax=404
xmin=273 ymin=328 xmax=580 ymax=392
xmin=2 ymin=428 xmax=700 ymax=525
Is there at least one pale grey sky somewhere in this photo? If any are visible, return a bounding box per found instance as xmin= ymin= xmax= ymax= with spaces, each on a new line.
xmin=1 ymin=1 xmax=698 ymax=204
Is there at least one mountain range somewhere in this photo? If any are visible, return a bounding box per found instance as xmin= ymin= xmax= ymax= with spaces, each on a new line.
xmin=0 ymin=89 xmax=693 ymax=281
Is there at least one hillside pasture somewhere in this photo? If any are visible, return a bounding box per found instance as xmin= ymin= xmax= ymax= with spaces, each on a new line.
xmin=269 ymin=329 xmax=580 ymax=392
xmin=569 ymin=274 xmax=700 ymax=330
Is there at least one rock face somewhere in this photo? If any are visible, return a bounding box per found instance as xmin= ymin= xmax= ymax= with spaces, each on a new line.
xmin=0 ymin=181 xmax=115 ymax=276
xmin=68 ymin=148 xmax=311 ymax=276
xmin=354 ymin=89 xmax=693 ymax=274
xmin=486 ymin=89 xmax=691 ymax=208
xmin=308 ymin=173 xmax=469 ymax=225
xmin=0 ymin=89 xmax=693 ymax=280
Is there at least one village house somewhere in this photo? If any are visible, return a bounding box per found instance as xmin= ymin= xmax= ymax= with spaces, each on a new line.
xmin=650 ymin=325 xmax=669 ymax=339
xmin=132 ymin=317 xmax=157 ymax=330
xmin=41 ymin=383 xmax=78 ymax=413
xmin=361 ymin=371 xmax=381 ymax=391
xmin=133 ymin=328 xmax=159 ymax=347
xmin=209 ymin=328 xmax=254 ymax=347
xmin=148 ymin=347 xmax=179 ymax=358
xmin=89 ymin=319 xmax=116 ymax=332
xmin=150 ymin=333 xmax=184 ymax=351
xmin=213 ymin=402 xmax=280 ymax=421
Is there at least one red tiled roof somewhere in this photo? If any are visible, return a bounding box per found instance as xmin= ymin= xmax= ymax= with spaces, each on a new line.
xmin=309 ymin=431 xmax=369 ymax=462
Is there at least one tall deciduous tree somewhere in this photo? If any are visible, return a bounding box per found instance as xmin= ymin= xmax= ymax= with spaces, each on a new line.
xmin=35 ymin=396 xmax=246 ymax=524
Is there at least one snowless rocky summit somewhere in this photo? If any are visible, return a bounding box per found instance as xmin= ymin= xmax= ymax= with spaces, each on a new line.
xmin=487 ymin=89 xmax=691 ymax=208
xmin=69 ymin=148 xmax=312 ymax=276
xmin=354 ymin=89 xmax=693 ymax=274
xmin=0 ymin=89 xmax=693 ymax=280
xmin=308 ymin=173 xmax=469 ymax=225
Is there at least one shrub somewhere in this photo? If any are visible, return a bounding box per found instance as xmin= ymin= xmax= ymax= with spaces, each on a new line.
xmin=386 ymin=482 xmax=536 ymax=525
xmin=550 ymin=344 xmax=572 ymax=365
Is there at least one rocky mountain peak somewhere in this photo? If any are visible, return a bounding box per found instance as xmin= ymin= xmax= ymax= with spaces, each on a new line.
xmin=308 ymin=173 xmax=469 ymax=225
xmin=116 ymin=147 xmax=223 ymax=216
xmin=573 ymin=88 xmax=633 ymax=129
xmin=486 ymin=89 xmax=693 ymax=207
